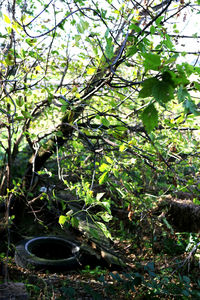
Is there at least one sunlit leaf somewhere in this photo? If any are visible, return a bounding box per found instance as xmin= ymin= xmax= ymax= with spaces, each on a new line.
xmin=59 ymin=215 xmax=67 ymax=226
xmin=99 ymin=172 xmax=108 ymax=185
xmin=96 ymin=222 xmax=112 ymax=239
xmin=101 ymin=117 xmax=110 ymax=127
xmin=142 ymin=53 xmax=161 ymax=70
xmin=96 ymin=192 xmax=105 ymax=201
xmin=87 ymin=68 xmax=96 ymax=75
xmin=155 ymin=16 xmax=164 ymax=26
xmin=142 ymin=53 xmax=161 ymax=66
xmin=119 ymin=144 xmax=126 ymax=152
xmin=25 ymin=38 xmax=37 ymax=46
xmin=105 ymin=156 xmax=113 ymax=164
xmin=35 ymin=65 xmax=42 ymax=72
xmin=77 ymin=20 xmax=89 ymax=33
xmin=100 ymin=201 xmax=111 ymax=214
xmin=3 ymin=14 xmax=11 ymax=24
xmin=75 ymin=92 xmax=81 ymax=99
xmin=113 ymin=168 xmax=119 ymax=178
xmin=98 ymin=212 xmax=112 ymax=222
xmin=99 ymin=163 xmax=109 ymax=172
xmin=194 ymin=81 xmax=200 ymax=91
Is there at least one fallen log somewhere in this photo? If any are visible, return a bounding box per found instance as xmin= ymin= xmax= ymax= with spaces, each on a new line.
xmin=158 ymin=196 xmax=200 ymax=233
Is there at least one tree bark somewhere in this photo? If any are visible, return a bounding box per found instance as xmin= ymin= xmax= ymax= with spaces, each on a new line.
xmin=158 ymin=197 xmax=200 ymax=233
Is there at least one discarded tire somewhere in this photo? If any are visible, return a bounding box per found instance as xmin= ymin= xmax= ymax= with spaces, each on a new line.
xmin=15 ymin=236 xmax=81 ymax=271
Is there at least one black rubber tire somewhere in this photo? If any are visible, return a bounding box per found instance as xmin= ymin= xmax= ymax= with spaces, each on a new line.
xmin=14 ymin=236 xmax=81 ymax=271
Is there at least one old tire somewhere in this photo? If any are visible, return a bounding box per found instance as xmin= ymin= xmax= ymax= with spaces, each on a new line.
xmin=14 ymin=236 xmax=81 ymax=271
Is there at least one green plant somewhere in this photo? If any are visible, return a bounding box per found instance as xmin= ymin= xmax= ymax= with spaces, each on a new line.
xmin=58 ymin=178 xmax=113 ymax=239
xmin=81 ymin=265 xmax=107 ymax=277
xmin=60 ymin=286 xmax=76 ymax=300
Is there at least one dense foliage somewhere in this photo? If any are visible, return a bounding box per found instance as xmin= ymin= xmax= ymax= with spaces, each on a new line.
xmin=0 ymin=0 xmax=200 ymax=298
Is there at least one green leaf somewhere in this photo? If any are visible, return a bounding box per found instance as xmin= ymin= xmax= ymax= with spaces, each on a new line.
xmin=150 ymin=25 xmax=156 ymax=34
xmin=3 ymin=14 xmax=11 ymax=24
xmin=25 ymin=38 xmax=37 ymax=46
xmin=142 ymin=53 xmax=161 ymax=70
xmin=77 ymin=23 xmax=83 ymax=33
xmin=105 ymin=156 xmax=113 ymax=164
xmin=96 ymin=192 xmax=105 ymax=201
xmin=99 ymin=171 xmax=108 ymax=185
xmin=58 ymin=21 xmax=66 ymax=30
xmin=101 ymin=117 xmax=110 ymax=127
xmin=155 ymin=16 xmax=164 ymax=26
xmin=59 ymin=215 xmax=67 ymax=226
xmin=139 ymin=78 xmax=159 ymax=98
xmin=182 ymin=290 xmax=190 ymax=297
xmin=194 ymin=81 xmax=200 ymax=91
xmin=110 ymin=272 xmax=122 ymax=281
xmin=145 ymin=261 xmax=155 ymax=272
xmin=182 ymin=275 xmax=190 ymax=284
xmin=98 ymin=211 xmax=112 ymax=222
xmin=5 ymin=56 xmax=13 ymax=66
xmin=152 ymin=81 xmax=174 ymax=103
xmin=119 ymin=144 xmax=126 ymax=152
xmin=56 ymin=131 xmax=63 ymax=137
xmin=163 ymin=34 xmax=174 ymax=50
xmin=100 ymin=201 xmax=111 ymax=214
xmin=177 ymin=86 xmax=189 ymax=103
xmin=74 ymin=34 xmax=81 ymax=43
xmin=99 ymin=163 xmax=109 ymax=172
xmin=127 ymin=45 xmax=137 ymax=57
xmin=81 ymin=20 xmax=89 ymax=31
xmin=96 ymin=222 xmax=112 ymax=239
xmin=183 ymin=99 xmax=200 ymax=115
xmin=16 ymin=96 xmax=24 ymax=107
xmin=71 ymin=216 xmax=79 ymax=228
xmin=77 ymin=20 xmax=89 ymax=33
xmin=21 ymin=111 xmax=32 ymax=118
xmin=141 ymin=104 xmax=158 ymax=133
xmin=61 ymin=105 xmax=68 ymax=113
xmin=88 ymin=227 xmax=99 ymax=239
xmin=105 ymin=37 xmax=114 ymax=60
xmin=176 ymin=64 xmax=190 ymax=85
xmin=87 ymin=67 xmax=96 ymax=75
xmin=129 ymin=23 xmax=141 ymax=33
xmin=85 ymin=192 xmax=94 ymax=205
xmin=113 ymin=168 xmax=119 ymax=178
